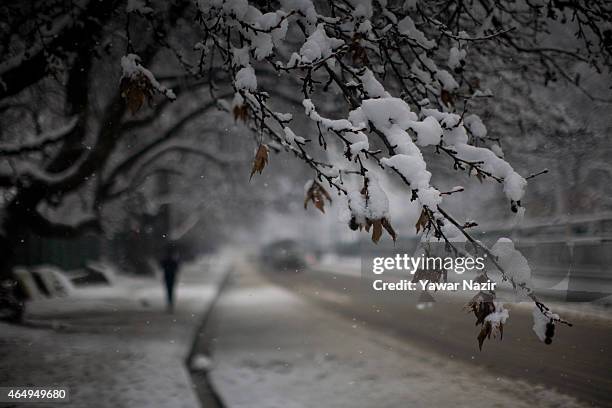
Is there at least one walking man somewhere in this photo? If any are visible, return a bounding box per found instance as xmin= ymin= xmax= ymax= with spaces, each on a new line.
xmin=160 ymin=246 xmax=180 ymax=312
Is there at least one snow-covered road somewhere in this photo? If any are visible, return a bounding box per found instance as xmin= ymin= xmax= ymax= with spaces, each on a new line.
xmin=265 ymin=264 xmax=612 ymax=407
xmin=196 ymin=257 xmax=591 ymax=408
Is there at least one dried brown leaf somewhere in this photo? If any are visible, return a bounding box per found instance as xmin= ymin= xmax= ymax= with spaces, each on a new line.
xmin=314 ymin=197 xmax=325 ymax=212
xmin=441 ymin=89 xmax=454 ymax=107
xmin=415 ymin=208 xmax=428 ymax=233
xmin=233 ymin=104 xmax=249 ymax=122
xmin=350 ymin=34 xmax=369 ymax=66
xmin=304 ymin=181 xmax=332 ymax=213
xmin=249 ymin=144 xmax=269 ymax=180
xmin=381 ymin=217 xmax=397 ymax=242
xmin=371 ymin=219 xmax=383 ymax=243
xmin=477 ymin=321 xmax=492 ymax=350
xmin=120 ymin=74 xmax=153 ymax=115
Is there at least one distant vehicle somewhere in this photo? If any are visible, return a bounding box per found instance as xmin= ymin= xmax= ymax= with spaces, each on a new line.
xmin=260 ymin=239 xmax=306 ymax=271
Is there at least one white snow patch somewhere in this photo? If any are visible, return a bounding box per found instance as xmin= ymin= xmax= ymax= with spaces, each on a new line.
xmin=397 ymin=16 xmax=436 ymax=49
xmin=235 ymin=66 xmax=258 ymax=91
xmin=491 ymin=238 xmax=532 ymax=287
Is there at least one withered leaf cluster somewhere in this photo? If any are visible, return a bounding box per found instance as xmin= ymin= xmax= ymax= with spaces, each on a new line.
xmin=348 ymin=184 xmax=396 ymax=243
xmin=466 ymin=290 xmax=503 ymax=350
xmin=366 ymin=218 xmax=396 ymax=243
xmin=349 ymin=33 xmax=369 ymax=66
xmin=120 ymin=73 xmax=156 ymax=115
xmin=233 ymin=104 xmax=249 ymax=122
xmin=304 ymin=180 xmax=332 ymax=213
xmin=415 ymin=208 xmax=430 ymax=233
xmin=440 ymin=89 xmax=454 ymax=108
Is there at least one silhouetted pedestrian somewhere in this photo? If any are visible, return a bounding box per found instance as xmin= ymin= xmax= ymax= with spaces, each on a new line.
xmin=160 ymin=246 xmax=180 ymax=312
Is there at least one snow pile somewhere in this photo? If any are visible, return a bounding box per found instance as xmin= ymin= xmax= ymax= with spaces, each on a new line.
xmin=283 ymin=127 xmax=306 ymax=145
xmin=305 ymin=98 xmax=372 ymax=154
xmin=198 ymin=0 xmax=290 ymax=62
xmin=351 ymin=97 xmax=443 ymax=148
xmin=235 ymin=66 xmax=258 ymax=91
xmin=32 ymin=265 xmax=74 ymax=297
xmin=411 ymin=56 xmax=459 ymax=91
xmin=345 ymin=130 xmax=370 ymax=155
xmin=532 ymin=306 xmax=559 ymax=343
xmin=13 ymin=267 xmax=45 ymax=300
xmin=231 ymin=46 xmax=259 ymax=92
xmin=397 ymin=16 xmax=436 ymax=49
xmin=120 ymin=54 xmax=176 ymax=100
xmin=435 ymin=70 xmax=460 ymax=92
xmin=358 ymin=68 xmax=390 ymax=98
xmin=491 ymin=238 xmax=532 ymax=287
xmin=190 ymin=354 xmax=213 ymax=372
xmin=347 ymin=98 xmax=442 ymax=208
xmin=458 ymin=144 xmax=526 ymax=201
xmin=448 ymin=46 xmax=466 ymax=72
xmin=287 ymin=24 xmax=344 ymax=66
xmin=422 ymin=108 xmax=527 ymax=202
xmin=490 ymin=143 xmax=504 ymax=158
xmin=303 ymin=99 xmax=360 ymax=132
xmin=464 ymin=114 xmax=487 ymax=138
xmin=351 ymin=97 xmax=417 ymax=130
xmin=232 ymin=46 xmax=250 ymax=67
xmin=485 ymin=302 xmax=509 ymax=325
xmin=279 ymin=0 xmax=318 ymax=26
xmin=410 ymin=116 xmax=443 ymax=146
xmin=257 ymin=11 xmax=290 ymax=47
xmin=347 ymin=176 xmax=390 ymax=227
xmin=381 ymin=155 xmax=441 ymax=207
xmin=364 ymin=176 xmax=389 ymax=219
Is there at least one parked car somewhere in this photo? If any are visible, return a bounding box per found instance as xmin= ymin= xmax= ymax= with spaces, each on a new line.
xmin=260 ymin=239 xmax=306 ymax=271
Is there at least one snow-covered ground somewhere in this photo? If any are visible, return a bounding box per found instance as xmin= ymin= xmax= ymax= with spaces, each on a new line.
xmin=205 ymin=257 xmax=588 ymax=408
xmin=0 ymin=254 xmax=230 ymax=408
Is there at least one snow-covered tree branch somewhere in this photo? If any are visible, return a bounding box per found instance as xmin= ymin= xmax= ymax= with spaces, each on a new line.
xmin=185 ymin=0 xmax=611 ymax=347
xmin=1 ymin=0 xmax=610 ymax=342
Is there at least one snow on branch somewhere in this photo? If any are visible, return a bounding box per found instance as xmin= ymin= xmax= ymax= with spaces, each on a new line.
xmin=194 ymin=0 xmax=582 ymax=347
xmin=120 ymin=54 xmax=176 ymax=114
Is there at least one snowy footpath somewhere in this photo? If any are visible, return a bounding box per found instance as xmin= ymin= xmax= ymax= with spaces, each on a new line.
xmin=0 ymin=254 xmax=231 ymax=408
xmin=199 ymin=257 xmax=588 ymax=408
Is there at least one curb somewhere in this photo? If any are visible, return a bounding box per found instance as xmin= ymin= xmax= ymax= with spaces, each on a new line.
xmin=185 ymin=263 xmax=233 ymax=408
